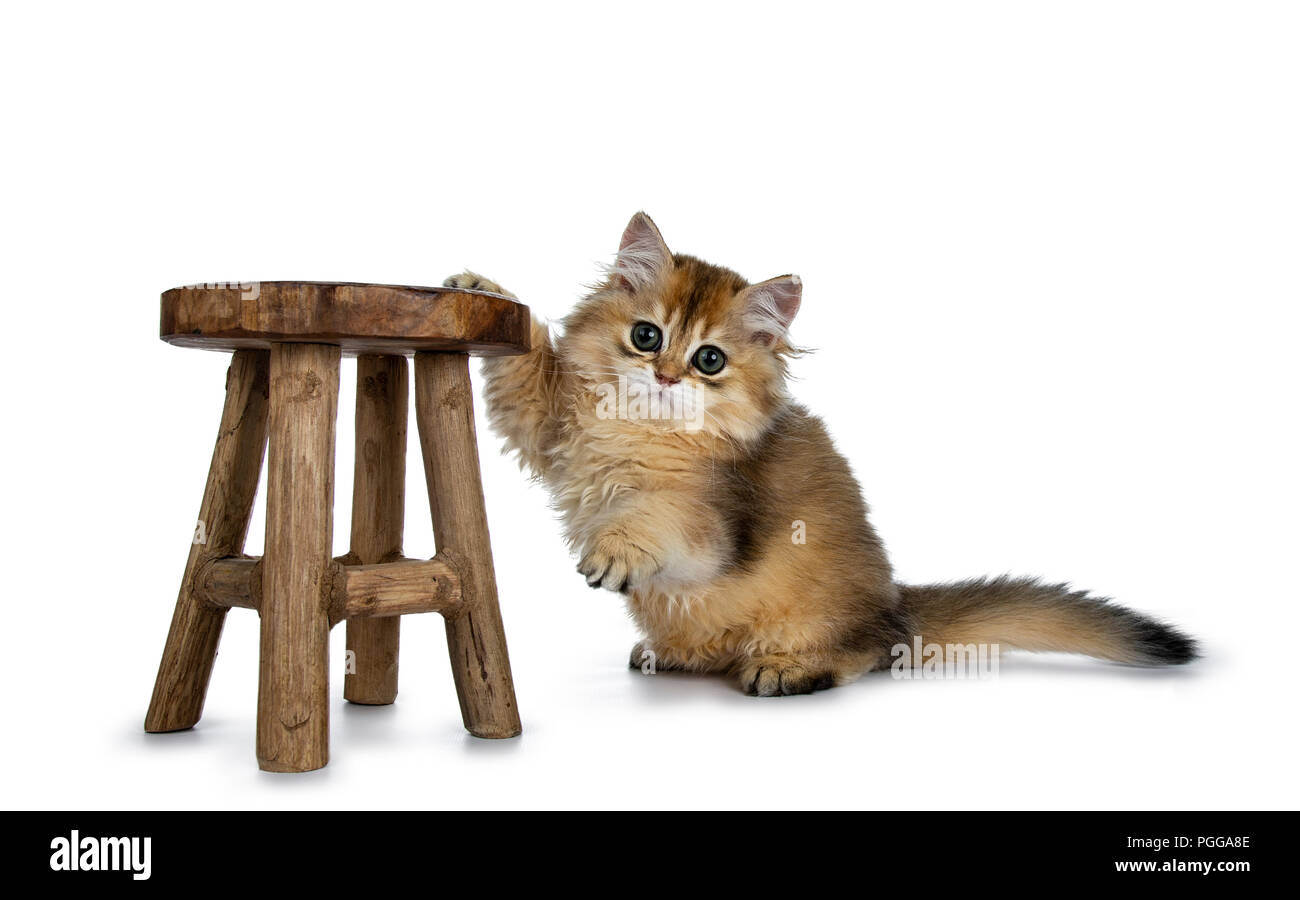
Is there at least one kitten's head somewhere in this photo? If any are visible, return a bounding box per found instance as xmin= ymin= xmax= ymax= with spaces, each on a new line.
xmin=562 ymin=212 xmax=802 ymax=445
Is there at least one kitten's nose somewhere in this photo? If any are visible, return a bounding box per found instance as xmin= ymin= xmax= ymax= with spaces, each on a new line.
xmin=655 ymin=371 xmax=680 ymax=387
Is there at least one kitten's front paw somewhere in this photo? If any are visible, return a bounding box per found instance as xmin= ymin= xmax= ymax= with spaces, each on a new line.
xmin=736 ymin=656 xmax=836 ymax=697
xmin=443 ymin=271 xmax=516 ymax=298
xmin=578 ymin=534 xmax=659 ymax=593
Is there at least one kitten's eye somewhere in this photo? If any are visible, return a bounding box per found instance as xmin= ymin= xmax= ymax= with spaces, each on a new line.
xmin=692 ymin=345 xmax=726 ymax=375
xmin=631 ymin=322 xmax=662 ymax=352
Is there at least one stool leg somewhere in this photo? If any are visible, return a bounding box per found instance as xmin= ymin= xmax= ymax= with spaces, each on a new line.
xmin=146 ymin=350 xmax=270 ymax=733
xmin=344 ymin=354 xmax=408 ymax=705
xmin=257 ymin=342 xmax=340 ymax=772
xmin=415 ymin=352 xmax=522 ymax=739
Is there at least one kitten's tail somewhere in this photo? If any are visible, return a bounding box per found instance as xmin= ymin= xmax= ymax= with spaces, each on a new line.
xmin=896 ymin=576 xmax=1197 ymax=665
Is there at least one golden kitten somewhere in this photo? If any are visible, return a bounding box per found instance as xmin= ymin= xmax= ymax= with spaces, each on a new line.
xmin=448 ymin=212 xmax=1196 ymax=696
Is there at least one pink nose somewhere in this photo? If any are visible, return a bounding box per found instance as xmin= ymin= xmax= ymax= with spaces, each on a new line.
xmin=655 ymin=371 xmax=680 ymax=386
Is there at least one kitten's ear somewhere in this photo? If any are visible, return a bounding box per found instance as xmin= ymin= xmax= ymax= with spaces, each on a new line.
xmin=739 ymin=275 xmax=802 ymax=345
xmin=613 ymin=211 xmax=673 ymax=291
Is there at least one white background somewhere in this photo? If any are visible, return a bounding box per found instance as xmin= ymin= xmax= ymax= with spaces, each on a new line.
xmin=1 ymin=1 xmax=1296 ymax=810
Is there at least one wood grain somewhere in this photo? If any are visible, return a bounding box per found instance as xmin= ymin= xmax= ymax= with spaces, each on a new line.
xmin=335 ymin=557 xmax=463 ymax=621
xmin=191 ymin=555 xmax=462 ymax=623
xmin=193 ymin=556 xmax=260 ymax=610
xmin=415 ymin=352 xmax=522 ymax=739
xmin=344 ymin=354 xmax=408 ymax=705
xmin=257 ymin=342 xmax=340 ymax=773
xmin=161 ymin=282 xmax=531 ymax=356
xmin=145 ymin=350 xmax=270 ymax=733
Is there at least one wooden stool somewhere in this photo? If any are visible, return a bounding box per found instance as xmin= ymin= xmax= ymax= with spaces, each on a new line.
xmin=145 ymin=281 xmax=529 ymax=772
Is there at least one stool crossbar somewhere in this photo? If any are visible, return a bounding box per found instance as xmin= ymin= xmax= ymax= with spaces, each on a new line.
xmin=144 ymin=282 xmax=528 ymax=772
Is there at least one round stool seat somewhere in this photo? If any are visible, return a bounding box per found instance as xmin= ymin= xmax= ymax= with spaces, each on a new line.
xmin=161 ymin=281 xmax=531 ymax=356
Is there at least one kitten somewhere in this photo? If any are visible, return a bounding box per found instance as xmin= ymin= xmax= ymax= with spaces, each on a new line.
xmin=448 ymin=212 xmax=1197 ymax=696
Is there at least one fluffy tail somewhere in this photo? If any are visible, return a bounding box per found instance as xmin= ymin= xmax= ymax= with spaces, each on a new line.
xmin=897 ymin=576 xmax=1197 ymax=666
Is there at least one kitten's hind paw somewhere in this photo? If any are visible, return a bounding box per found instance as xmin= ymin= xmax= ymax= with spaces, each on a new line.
xmin=629 ymin=640 xmax=678 ymax=673
xmin=737 ymin=656 xmax=836 ymax=697
xmin=443 ymin=271 xmax=516 ymax=298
